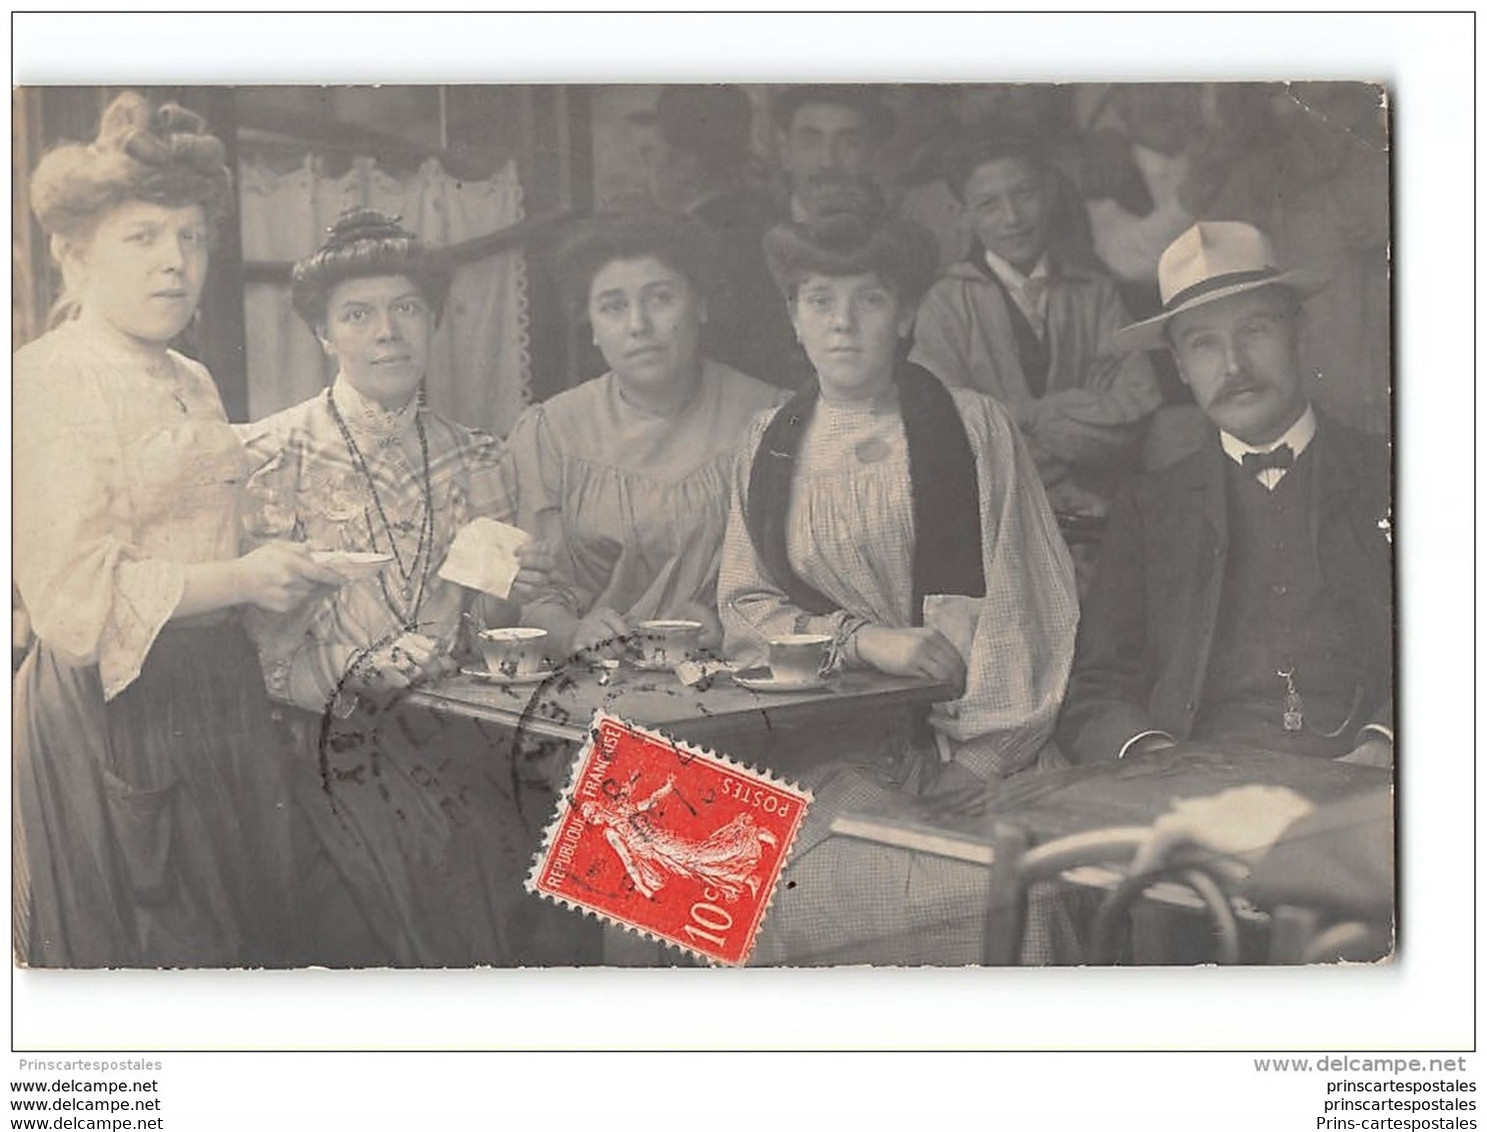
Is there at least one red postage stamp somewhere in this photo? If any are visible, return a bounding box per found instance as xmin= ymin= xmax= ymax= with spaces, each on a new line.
xmin=527 ymin=710 xmax=811 ymax=966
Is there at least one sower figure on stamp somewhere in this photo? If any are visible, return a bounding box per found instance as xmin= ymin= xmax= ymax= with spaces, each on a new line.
xmin=580 ymin=775 xmax=779 ymax=902
xmin=1056 ymin=221 xmax=1393 ymax=769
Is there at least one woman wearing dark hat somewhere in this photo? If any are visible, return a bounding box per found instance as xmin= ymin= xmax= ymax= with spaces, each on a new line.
xmin=503 ymin=211 xmax=784 ymax=661
xmin=240 ymin=208 xmax=540 ymax=966
xmin=13 ymin=92 xmax=341 ymax=967
xmin=717 ymin=195 xmax=1081 ymax=964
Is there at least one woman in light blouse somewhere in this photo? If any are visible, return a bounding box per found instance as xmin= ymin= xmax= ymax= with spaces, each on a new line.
xmin=13 ymin=93 xmax=340 ymax=967
xmin=502 ymin=211 xmax=785 ymax=661
xmin=241 ymin=209 xmax=544 ymax=966
xmin=717 ymin=190 xmax=1081 ymax=964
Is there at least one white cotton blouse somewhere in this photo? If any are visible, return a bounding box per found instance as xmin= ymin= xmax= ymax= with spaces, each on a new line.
xmin=13 ymin=318 xmax=248 ymax=700
xmin=718 ymin=386 xmax=1082 ymax=778
xmin=502 ymin=359 xmax=786 ymax=623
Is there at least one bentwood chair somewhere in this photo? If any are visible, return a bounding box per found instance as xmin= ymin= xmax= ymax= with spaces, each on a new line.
xmin=985 ymin=820 xmax=1392 ymax=966
xmin=1267 ymin=905 xmax=1392 ymax=965
xmin=982 ymin=821 xmax=1243 ymax=966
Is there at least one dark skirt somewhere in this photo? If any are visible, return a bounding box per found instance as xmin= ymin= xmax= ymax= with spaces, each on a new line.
xmin=13 ymin=623 xmax=294 ymax=968
xmin=285 ymin=698 xmax=535 ymax=967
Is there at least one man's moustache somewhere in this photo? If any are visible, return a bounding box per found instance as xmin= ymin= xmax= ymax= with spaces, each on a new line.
xmin=1214 ymin=376 xmax=1264 ymax=403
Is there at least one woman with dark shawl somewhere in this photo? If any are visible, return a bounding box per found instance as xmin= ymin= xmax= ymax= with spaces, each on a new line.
xmin=717 ymin=190 xmax=1080 ymax=964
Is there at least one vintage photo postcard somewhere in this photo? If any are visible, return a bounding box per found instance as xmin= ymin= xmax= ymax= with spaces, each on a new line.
xmin=12 ymin=79 xmax=1393 ymax=974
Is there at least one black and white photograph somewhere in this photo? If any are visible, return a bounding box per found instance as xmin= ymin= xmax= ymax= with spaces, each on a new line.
xmin=6 ymin=13 xmax=1475 ymax=1105
xmin=12 ymin=75 xmax=1396 ymax=973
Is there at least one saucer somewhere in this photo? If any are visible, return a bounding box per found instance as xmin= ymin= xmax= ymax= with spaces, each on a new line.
xmin=732 ymin=666 xmax=829 ymax=693
xmin=459 ymin=665 xmax=554 ymax=687
xmin=312 ymin=550 xmax=394 ymax=580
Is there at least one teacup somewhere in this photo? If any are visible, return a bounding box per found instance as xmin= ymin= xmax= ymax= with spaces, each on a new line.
xmin=767 ymin=633 xmax=832 ymax=684
xmin=478 ymin=626 xmax=549 ymax=678
xmin=636 ymin=619 xmax=704 ymax=669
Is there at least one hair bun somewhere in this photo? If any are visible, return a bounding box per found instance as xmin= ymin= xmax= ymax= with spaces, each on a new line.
xmin=325 ymin=208 xmax=413 ymax=248
xmin=763 ymin=186 xmax=939 ymax=310
xmin=95 ymin=91 xmax=154 ymax=150
xmin=98 ymin=92 xmax=227 ymax=177
xmin=30 ymin=91 xmax=232 ymax=243
xmin=289 ymin=207 xmax=451 ymax=328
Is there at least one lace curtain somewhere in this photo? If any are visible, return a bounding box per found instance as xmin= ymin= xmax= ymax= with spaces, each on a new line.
xmin=237 ymin=153 xmax=531 ymax=436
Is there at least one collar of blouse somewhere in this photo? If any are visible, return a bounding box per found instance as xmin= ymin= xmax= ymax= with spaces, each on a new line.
xmin=331 ymin=375 xmax=421 ymax=446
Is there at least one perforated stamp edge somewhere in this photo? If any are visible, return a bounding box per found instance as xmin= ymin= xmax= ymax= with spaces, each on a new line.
xmin=523 ymin=707 xmax=813 ymax=966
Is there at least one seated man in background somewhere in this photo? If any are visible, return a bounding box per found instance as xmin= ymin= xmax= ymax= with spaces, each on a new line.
xmin=911 ymin=131 xmax=1161 ymax=528
xmin=1057 ymin=221 xmax=1393 ymax=768
xmin=772 ymin=84 xmax=893 ymax=222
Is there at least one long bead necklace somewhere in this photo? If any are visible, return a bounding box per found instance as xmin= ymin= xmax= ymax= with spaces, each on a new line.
xmin=325 ymin=386 xmax=436 ymax=629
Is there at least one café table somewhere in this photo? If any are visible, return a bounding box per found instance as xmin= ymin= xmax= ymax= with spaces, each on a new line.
xmin=402 ymin=661 xmax=957 ymax=966
xmin=406 ymin=660 xmax=958 ymax=783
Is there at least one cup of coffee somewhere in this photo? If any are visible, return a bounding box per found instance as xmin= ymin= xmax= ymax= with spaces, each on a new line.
xmin=637 ymin=619 xmax=704 ymax=668
xmin=767 ymin=633 xmax=832 ymax=684
xmin=478 ymin=626 xmax=549 ymax=678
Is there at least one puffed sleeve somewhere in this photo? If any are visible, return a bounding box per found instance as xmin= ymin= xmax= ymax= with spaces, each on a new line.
xmin=500 ymin=404 xmax=589 ymax=618
xmin=717 ymin=410 xmax=865 ymax=670
xmin=13 ymin=345 xmax=185 ymax=699
xmin=237 ymin=424 xmax=311 ymax=702
xmin=932 ymin=392 xmax=1080 ymax=778
xmin=239 ymin=415 xmax=303 ymax=545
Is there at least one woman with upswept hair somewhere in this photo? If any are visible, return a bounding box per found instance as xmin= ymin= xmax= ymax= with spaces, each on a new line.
xmin=717 ymin=188 xmax=1081 ymax=964
xmin=501 ymin=211 xmax=785 ymax=662
xmin=13 ymin=92 xmax=340 ymax=967
xmin=240 ymin=208 xmax=545 ymax=966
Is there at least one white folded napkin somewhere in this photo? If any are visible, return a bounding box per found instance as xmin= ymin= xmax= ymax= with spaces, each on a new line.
xmin=437 ymin=517 xmax=529 ymax=599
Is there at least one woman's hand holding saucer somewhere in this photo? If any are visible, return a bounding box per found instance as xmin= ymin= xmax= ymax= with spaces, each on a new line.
xmin=238 ymin=540 xmax=343 ymax=613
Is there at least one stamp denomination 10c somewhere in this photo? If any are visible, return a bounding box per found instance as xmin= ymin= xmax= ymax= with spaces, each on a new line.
xmin=526 ymin=710 xmax=811 ymax=965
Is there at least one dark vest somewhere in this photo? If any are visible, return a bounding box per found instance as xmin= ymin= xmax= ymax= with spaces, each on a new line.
xmin=967 ymin=245 xmax=1050 ymax=398
xmin=744 ymin=363 xmax=986 ymax=624
xmin=1194 ymin=448 xmax=1367 ymax=756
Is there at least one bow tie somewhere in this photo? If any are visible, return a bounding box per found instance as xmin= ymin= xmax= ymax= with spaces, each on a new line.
xmin=1241 ymin=444 xmax=1295 ymax=475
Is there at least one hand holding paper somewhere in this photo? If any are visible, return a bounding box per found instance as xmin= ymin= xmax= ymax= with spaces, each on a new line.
xmin=437 ymin=517 xmax=531 ymax=600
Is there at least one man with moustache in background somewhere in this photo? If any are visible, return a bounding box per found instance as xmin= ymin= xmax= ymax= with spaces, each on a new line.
xmin=1057 ymin=221 xmax=1393 ymax=770
xmin=772 ymin=84 xmax=893 ymax=223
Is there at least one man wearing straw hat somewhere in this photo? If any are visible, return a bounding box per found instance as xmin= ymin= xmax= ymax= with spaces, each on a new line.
xmin=1057 ymin=221 xmax=1393 ymax=768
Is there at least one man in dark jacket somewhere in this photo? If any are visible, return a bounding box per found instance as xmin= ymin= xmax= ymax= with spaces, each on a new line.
xmin=1057 ymin=221 xmax=1393 ymax=767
